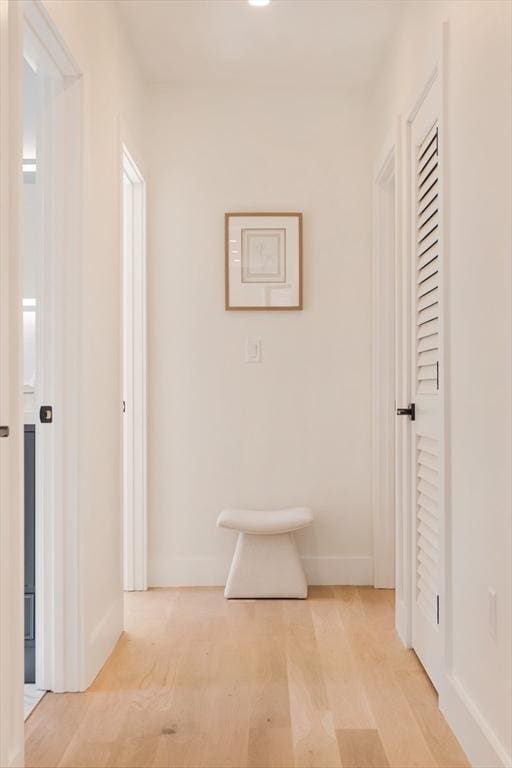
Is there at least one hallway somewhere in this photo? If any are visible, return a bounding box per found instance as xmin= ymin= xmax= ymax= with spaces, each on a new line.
xmin=0 ymin=2 xmax=510 ymax=766
xmin=25 ymin=588 xmax=468 ymax=768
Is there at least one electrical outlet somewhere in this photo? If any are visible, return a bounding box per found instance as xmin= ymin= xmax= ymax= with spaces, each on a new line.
xmin=245 ymin=338 xmax=261 ymax=364
xmin=488 ymin=588 xmax=497 ymax=642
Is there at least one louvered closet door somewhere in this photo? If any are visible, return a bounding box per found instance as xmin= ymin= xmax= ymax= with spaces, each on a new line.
xmin=410 ymin=78 xmax=445 ymax=691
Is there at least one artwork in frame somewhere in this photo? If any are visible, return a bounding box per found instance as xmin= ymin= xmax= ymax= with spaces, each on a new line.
xmin=225 ymin=212 xmax=303 ymax=310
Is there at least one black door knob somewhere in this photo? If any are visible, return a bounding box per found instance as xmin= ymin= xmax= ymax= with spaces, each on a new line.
xmin=396 ymin=403 xmax=415 ymax=421
xmin=39 ymin=406 xmax=53 ymax=424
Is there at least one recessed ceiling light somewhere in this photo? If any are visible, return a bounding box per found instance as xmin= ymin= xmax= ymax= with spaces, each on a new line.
xmin=249 ymin=0 xmax=270 ymax=6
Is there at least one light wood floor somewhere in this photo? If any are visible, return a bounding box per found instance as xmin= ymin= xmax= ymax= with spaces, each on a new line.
xmin=25 ymin=587 xmax=469 ymax=768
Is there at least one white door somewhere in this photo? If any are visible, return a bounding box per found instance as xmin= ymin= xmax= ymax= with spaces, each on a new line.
xmin=23 ymin=1 xmax=83 ymax=693
xmin=406 ymin=77 xmax=445 ymax=690
xmin=0 ymin=0 xmax=24 ymax=763
xmin=24 ymin=30 xmax=63 ymax=692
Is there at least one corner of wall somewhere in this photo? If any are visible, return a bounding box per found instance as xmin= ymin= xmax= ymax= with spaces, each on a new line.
xmin=441 ymin=674 xmax=512 ymax=768
xmin=82 ymin=595 xmax=123 ymax=690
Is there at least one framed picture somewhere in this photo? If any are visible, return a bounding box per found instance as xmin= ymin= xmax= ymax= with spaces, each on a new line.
xmin=225 ymin=212 xmax=303 ymax=310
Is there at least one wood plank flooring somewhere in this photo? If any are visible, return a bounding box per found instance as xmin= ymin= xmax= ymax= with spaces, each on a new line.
xmin=25 ymin=587 xmax=469 ymax=768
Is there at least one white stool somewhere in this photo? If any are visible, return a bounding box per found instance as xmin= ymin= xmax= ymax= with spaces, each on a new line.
xmin=217 ymin=507 xmax=313 ymax=599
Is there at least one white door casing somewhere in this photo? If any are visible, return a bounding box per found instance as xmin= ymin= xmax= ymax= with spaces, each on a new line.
xmin=122 ymin=144 xmax=147 ymax=592
xmin=374 ymin=123 xmax=416 ymax=641
xmin=373 ymin=138 xmax=398 ymax=590
xmin=0 ymin=1 xmax=24 ymax=765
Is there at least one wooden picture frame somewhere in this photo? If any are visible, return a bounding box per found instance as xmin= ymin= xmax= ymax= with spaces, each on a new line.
xmin=225 ymin=212 xmax=303 ymax=311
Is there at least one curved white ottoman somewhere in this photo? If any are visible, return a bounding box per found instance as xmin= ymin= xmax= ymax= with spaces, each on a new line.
xmin=217 ymin=507 xmax=313 ymax=599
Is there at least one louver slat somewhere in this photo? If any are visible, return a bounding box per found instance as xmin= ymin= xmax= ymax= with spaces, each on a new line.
xmin=418 ymin=506 xmax=439 ymax=534
xmin=417 ymin=256 xmax=439 ymax=288
xmin=418 ymin=348 xmax=437 ymax=366
xmin=418 ymin=248 xmax=438 ymax=273
xmin=418 ymin=194 xmax=438 ymax=226
xmin=418 ymin=304 xmax=439 ymax=325
xmin=417 ymin=318 xmax=438 ymax=339
xmin=416 ymin=123 xmax=440 ymax=395
xmin=419 ymin=195 xmax=439 ymax=225
xmin=417 ymin=284 xmax=439 ymax=309
xmin=416 ymin=435 xmax=440 ymax=625
xmin=418 ymin=333 xmax=439 ymax=354
xmin=417 ymin=228 xmax=439 ymax=255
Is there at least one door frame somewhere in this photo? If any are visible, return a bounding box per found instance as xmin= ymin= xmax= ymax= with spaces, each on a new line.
xmin=373 ymin=122 xmax=415 ymax=642
xmin=0 ymin=0 xmax=24 ymax=764
xmin=23 ymin=0 xmax=84 ymax=693
xmin=121 ymin=139 xmax=148 ymax=592
xmin=1 ymin=0 xmax=85 ymax=750
xmin=372 ymin=126 xmax=400 ymax=591
xmin=374 ymin=32 xmax=449 ymax=659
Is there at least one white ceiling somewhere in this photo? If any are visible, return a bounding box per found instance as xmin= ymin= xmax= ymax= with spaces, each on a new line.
xmin=116 ymin=0 xmax=403 ymax=89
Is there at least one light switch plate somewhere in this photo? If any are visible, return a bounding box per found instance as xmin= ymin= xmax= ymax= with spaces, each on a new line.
xmin=245 ymin=338 xmax=261 ymax=363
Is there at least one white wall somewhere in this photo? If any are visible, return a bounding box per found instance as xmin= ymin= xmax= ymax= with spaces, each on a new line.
xmin=146 ymin=85 xmax=375 ymax=587
xmin=41 ymin=0 xmax=146 ymax=687
xmin=373 ymin=2 xmax=512 ymax=765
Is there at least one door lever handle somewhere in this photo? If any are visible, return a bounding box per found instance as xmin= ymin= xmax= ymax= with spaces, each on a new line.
xmin=396 ymin=403 xmax=415 ymax=421
xmin=40 ymin=405 xmax=53 ymax=424
xmin=0 ymin=425 xmax=9 ymax=438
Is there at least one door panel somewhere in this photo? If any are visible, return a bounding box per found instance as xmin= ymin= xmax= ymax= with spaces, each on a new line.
xmin=0 ymin=0 xmax=24 ymax=762
xmin=410 ymin=78 xmax=445 ymax=690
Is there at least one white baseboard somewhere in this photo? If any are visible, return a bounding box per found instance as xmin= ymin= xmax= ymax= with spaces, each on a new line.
xmin=149 ymin=555 xmax=374 ymax=587
xmin=4 ymin=747 xmax=23 ymax=768
xmin=302 ymin=556 xmax=373 ymax=585
xmin=83 ymin=596 xmax=123 ymax=690
xmin=440 ymin=674 xmax=511 ymax=768
xmin=150 ymin=557 xmax=230 ymax=587
xmin=395 ymin=597 xmax=411 ymax=647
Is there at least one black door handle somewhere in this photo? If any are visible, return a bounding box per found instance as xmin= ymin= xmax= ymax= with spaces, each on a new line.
xmin=40 ymin=406 xmax=53 ymax=424
xmin=396 ymin=403 xmax=415 ymax=421
xmin=0 ymin=425 xmax=9 ymax=438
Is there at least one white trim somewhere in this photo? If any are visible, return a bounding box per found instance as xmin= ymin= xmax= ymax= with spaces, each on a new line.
xmin=392 ymin=108 xmax=414 ymax=648
xmin=373 ymin=133 xmax=398 ymax=589
xmin=84 ymin=596 xmax=123 ymax=687
xmin=23 ymin=685 xmax=45 ymax=720
xmin=121 ymin=143 xmax=148 ymax=592
xmin=441 ymin=674 xmax=511 ymax=768
xmin=0 ymin=1 xmax=24 ymax=765
xmin=302 ymin=556 xmax=374 ymax=586
xmin=22 ymin=0 xmax=85 ymax=693
xmin=394 ymin=112 xmax=415 ymax=647
xmin=439 ymin=20 xmax=454 ymax=677
xmin=119 ymin=116 xmax=148 ymax=181
xmin=23 ymin=0 xmax=79 ymax=76
xmin=395 ymin=596 xmax=409 ymax=645
xmin=149 ymin=556 xmax=374 ymax=588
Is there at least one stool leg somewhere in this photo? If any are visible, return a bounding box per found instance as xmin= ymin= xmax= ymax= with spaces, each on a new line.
xmin=224 ymin=532 xmax=308 ymax=599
